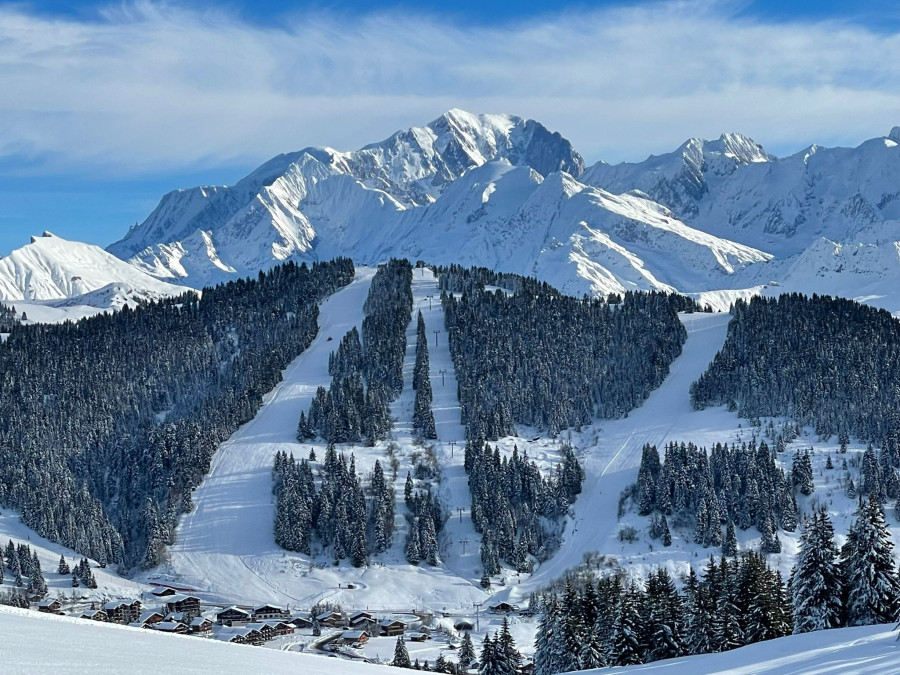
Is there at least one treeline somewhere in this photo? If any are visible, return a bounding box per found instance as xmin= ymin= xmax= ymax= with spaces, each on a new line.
xmin=534 ymin=553 xmax=791 ymax=673
xmin=302 ymin=259 xmax=413 ymax=445
xmin=467 ymin=441 xmax=583 ymax=577
xmin=691 ymin=293 xmax=900 ymax=442
xmin=634 ymin=440 xmax=800 ymax=555
xmin=441 ymin=269 xmax=691 ymax=439
xmin=273 ymin=446 xmax=396 ymax=566
xmin=0 ymin=258 xmax=354 ymax=568
xmin=403 ymin=478 xmax=443 ymax=566
xmin=0 ymin=303 xmax=20 ymax=332
xmin=412 ymin=312 xmax=436 ymax=439
xmin=2 ymin=540 xmax=47 ymax=597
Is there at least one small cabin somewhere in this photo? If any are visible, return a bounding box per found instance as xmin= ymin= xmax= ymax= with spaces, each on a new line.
xmin=150 ymin=587 xmax=177 ymax=598
xmin=289 ymin=615 xmax=312 ymax=629
xmin=190 ymin=617 xmax=213 ymax=635
xmin=489 ymin=602 xmax=517 ymax=614
xmin=315 ymin=610 xmax=345 ymax=628
xmin=379 ymin=619 xmax=406 ymax=637
xmin=37 ymin=598 xmax=63 ymax=614
xmin=408 ymin=632 xmax=430 ymax=642
xmin=253 ymin=604 xmax=289 ymax=621
xmin=136 ymin=611 xmax=165 ymax=627
xmin=164 ymin=594 xmax=201 ymax=620
xmin=341 ymin=630 xmax=369 ymax=646
xmin=217 ymin=606 xmax=252 ymax=626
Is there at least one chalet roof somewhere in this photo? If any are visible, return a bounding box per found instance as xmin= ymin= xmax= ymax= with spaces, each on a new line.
xmin=342 ymin=630 xmax=368 ymax=640
xmin=102 ymin=600 xmax=130 ymax=610
xmin=218 ymin=626 xmax=260 ymax=638
xmin=80 ymin=610 xmax=105 ymax=618
xmin=349 ymin=611 xmax=373 ymax=620
xmin=165 ymin=612 xmax=187 ymax=623
xmin=218 ymin=605 xmax=251 ymax=617
xmin=37 ymin=598 xmax=61 ymax=608
xmin=191 ymin=616 xmax=212 ymax=627
xmin=379 ymin=619 xmax=406 ymax=628
xmin=253 ymin=604 xmax=286 ymax=613
xmin=316 ymin=610 xmax=341 ymax=621
xmin=155 ymin=621 xmax=186 ymax=632
xmin=138 ymin=611 xmax=164 ymax=623
xmin=151 ymin=587 xmax=177 ymax=596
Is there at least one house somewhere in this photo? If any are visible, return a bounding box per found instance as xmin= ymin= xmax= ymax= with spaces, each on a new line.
xmin=134 ymin=611 xmax=165 ymax=627
xmin=246 ymin=622 xmax=276 ymax=642
xmin=79 ymin=609 xmax=107 ymax=622
xmin=217 ymin=626 xmax=263 ymax=646
xmin=454 ymin=620 xmax=474 ymax=632
xmin=315 ymin=610 xmax=344 ymax=628
xmin=165 ymin=611 xmax=189 ymax=624
xmin=519 ymin=661 xmax=535 ymax=674
xmin=150 ymin=587 xmax=177 ymax=598
xmin=348 ymin=611 xmax=374 ymax=627
xmin=217 ymin=606 xmax=252 ymax=626
xmin=103 ymin=600 xmax=135 ymax=624
xmin=129 ymin=599 xmax=143 ymax=620
xmin=341 ymin=630 xmax=369 ymax=646
xmin=489 ymin=602 xmax=517 ymax=614
xmin=378 ymin=619 xmax=406 ymax=637
xmin=408 ymin=632 xmax=430 ymax=642
xmin=164 ymin=594 xmax=201 ymax=620
xmin=190 ymin=617 xmax=213 ymax=635
xmin=252 ymin=604 xmax=289 ymax=621
xmin=37 ymin=598 xmax=62 ymax=614
xmin=154 ymin=621 xmax=190 ymax=635
xmin=289 ymin=615 xmax=312 ymax=629
xmin=267 ymin=621 xmax=295 ymax=637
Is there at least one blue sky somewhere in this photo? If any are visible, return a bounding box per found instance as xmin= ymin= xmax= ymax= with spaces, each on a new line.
xmin=1 ymin=0 xmax=899 ymax=255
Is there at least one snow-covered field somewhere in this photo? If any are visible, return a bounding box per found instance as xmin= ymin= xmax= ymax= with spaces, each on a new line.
xmin=0 ymin=605 xmax=402 ymax=674
xmin=581 ymin=623 xmax=900 ymax=674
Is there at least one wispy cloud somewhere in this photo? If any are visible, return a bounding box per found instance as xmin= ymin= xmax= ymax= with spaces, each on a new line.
xmin=1 ymin=0 xmax=898 ymax=175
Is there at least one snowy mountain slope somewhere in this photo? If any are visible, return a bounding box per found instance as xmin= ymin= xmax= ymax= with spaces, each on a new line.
xmin=578 ymin=623 xmax=900 ymax=674
xmin=0 ymin=605 xmax=401 ymax=675
xmin=0 ymin=232 xmax=190 ymax=303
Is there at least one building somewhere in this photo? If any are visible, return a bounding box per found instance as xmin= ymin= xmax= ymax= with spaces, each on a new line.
xmin=489 ymin=602 xmax=517 ymax=614
xmin=315 ymin=610 xmax=345 ymax=628
xmin=341 ymin=630 xmax=369 ymax=646
xmin=150 ymin=587 xmax=177 ymax=598
xmin=217 ymin=626 xmax=263 ymax=646
xmin=246 ymin=622 xmax=276 ymax=642
xmin=378 ymin=619 xmax=406 ymax=637
xmin=154 ymin=621 xmax=190 ymax=635
xmin=348 ymin=611 xmax=374 ymax=628
xmin=408 ymin=632 xmax=430 ymax=642
xmin=36 ymin=598 xmax=63 ymax=614
xmin=165 ymin=611 xmax=189 ymax=624
xmin=133 ymin=611 xmax=165 ymax=628
xmin=217 ymin=606 xmax=252 ymax=626
xmin=252 ymin=604 xmax=289 ymax=621
xmin=164 ymin=595 xmax=201 ymax=620
xmin=289 ymin=615 xmax=312 ymax=629
xmin=79 ymin=609 xmax=107 ymax=622
xmin=190 ymin=617 xmax=213 ymax=635
xmin=103 ymin=600 xmax=136 ymax=624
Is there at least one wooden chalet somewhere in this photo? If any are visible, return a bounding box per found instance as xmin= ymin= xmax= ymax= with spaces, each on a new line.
xmin=489 ymin=602 xmax=517 ymax=614
xmin=341 ymin=630 xmax=369 ymax=646
xmin=408 ymin=632 xmax=430 ymax=642
xmin=165 ymin=611 xmax=189 ymax=624
xmin=36 ymin=598 xmax=63 ymax=614
xmin=267 ymin=621 xmax=294 ymax=636
xmin=289 ymin=615 xmax=312 ymax=629
xmin=79 ymin=609 xmax=107 ymax=622
xmin=164 ymin=594 xmax=201 ymax=620
xmin=150 ymin=587 xmax=177 ymax=598
xmin=154 ymin=621 xmax=190 ymax=635
xmin=103 ymin=600 xmax=134 ymax=624
xmin=246 ymin=622 xmax=276 ymax=642
xmin=190 ymin=617 xmax=213 ymax=635
xmin=217 ymin=606 xmax=252 ymax=626
xmin=217 ymin=626 xmax=263 ymax=646
xmin=252 ymin=604 xmax=289 ymax=621
xmin=315 ymin=610 xmax=345 ymax=628
xmin=134 ymin=611 xmax=165 ymax=627
xmin=378 ymin=619 xmax=406 ymax=637
xmin=348 ymin=611 xmax=374 ymax=627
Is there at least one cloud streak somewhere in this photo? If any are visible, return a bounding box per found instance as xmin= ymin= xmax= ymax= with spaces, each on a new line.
xmin=1 ymin=0 xmax=899 ymax=176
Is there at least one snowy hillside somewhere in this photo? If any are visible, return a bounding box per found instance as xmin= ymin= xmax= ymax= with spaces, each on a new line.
xmin=0 ymin=605 xmax=401 ymax=674
xmin=578 ymin=623 xmax=900 ymax=674
xmin=0 ymin=232 xmax=190 ymax=305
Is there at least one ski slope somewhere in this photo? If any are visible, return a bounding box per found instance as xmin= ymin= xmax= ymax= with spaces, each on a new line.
xmin=581 ymin=623 xmax=900 ymax=675
xmin=148 ymin=266 xmax=487 ymax=614
xmin=0 ymin=605 xmax=401 ymax=675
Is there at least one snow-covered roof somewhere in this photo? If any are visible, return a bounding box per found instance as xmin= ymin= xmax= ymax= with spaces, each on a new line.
xmin=379 ymin=619 xmax=405 ymax=627
xmin=138 ymin=611 xmax=163 ymax=623
xmin=154 ymin=621 xmax=186 ymax=632
xmin=342 ymin=630 xmax=367 ymax=639
xmin=191 ymin=617 xmax=211 ymax=627
xmin=37 ymin=599 xmax=60 ymax=608
xmin=316 ymin=610 xmax=341 ymax=620
xmin=218 ymin=605 xmax=251 ymax=616
xmin=253 ymin=604 xmax=286 ymax=613
xmin=102 ymin=600 xmax=129 ymax=610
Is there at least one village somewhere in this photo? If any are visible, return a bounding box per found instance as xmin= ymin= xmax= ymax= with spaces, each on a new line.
xmin=26 ymin=562 xmax=532 ymax=671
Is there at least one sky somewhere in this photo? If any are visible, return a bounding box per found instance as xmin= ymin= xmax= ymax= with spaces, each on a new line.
xmin=1 ymin=0 xmax=899 ymax=255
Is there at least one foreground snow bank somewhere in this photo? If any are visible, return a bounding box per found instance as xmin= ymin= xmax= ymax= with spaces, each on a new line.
xmin=0 ymin=605 xmax=400 ymax=674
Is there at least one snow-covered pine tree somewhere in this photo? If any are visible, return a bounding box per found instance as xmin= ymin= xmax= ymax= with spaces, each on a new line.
xmin=392 ymin=635 xmax=411 ymax=668
xmin=790 ymin=508 xmax=842 ymax=633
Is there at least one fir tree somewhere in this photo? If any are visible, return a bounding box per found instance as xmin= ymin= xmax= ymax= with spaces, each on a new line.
xmin=393 ymin=635 xmax=412 ymax=668
xmin=790 ymin=509 xmax=842 ymax=633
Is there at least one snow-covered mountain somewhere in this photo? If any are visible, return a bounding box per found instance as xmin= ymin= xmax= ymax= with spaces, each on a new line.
xmin=105 ymin=111 xmax=900 ymax=310
xmin=0 ymin=232 xmax=191 ymax=306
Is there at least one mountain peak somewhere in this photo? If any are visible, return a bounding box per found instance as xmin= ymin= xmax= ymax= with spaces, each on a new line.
xmin=889 ymin=126 xmax=900 ymax=143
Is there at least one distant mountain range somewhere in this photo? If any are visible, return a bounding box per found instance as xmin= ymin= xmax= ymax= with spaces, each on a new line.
xmin=5 ymin=111 xmax=900 ymax=311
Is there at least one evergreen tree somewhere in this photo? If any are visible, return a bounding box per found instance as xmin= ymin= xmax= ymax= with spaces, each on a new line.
xmin=393 ymin=635 xmax=412 ymax=668
xmin=790 ymin=509 xmax=842 ymax=633
xmin=458 ymin=631 xmax=477 ymax=671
